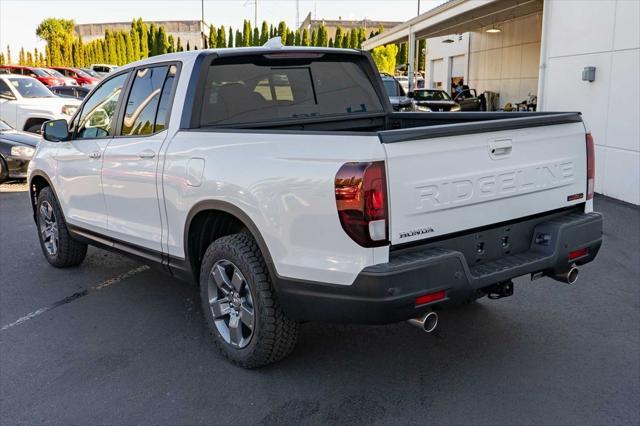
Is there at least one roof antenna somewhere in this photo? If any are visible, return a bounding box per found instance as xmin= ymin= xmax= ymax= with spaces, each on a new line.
xmin=263 ymin=37 xmax=284 ymax=49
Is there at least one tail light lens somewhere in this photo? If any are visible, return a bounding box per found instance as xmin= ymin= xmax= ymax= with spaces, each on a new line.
xmin=335 ymin=161 xmax=389 ymax=247
xmin=586 ymin=133 xmax=595 ymax=200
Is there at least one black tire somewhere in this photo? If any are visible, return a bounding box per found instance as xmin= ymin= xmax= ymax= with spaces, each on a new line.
xmin=26 ymin=123 xmax=44 ymax=134
xmin=0 ymin=156 xmax=8 ymax=183
xmin=199 ymin=232 xmax=298 ymax=368
xmin=36 ymin=187 xmax=87 ymax=267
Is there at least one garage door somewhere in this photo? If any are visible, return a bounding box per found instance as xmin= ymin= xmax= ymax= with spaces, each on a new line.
xmin=451 ymin=55 xmax=465 ymax=79
xmin=431 ymin=59 xmax=445 ymax=88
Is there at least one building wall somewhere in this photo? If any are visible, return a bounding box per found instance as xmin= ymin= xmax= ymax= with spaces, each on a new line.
xmin=298 ymin=13 xmax=401 ymax=41
xmin=425 ymin=34 xmax=469 ymax=93
xmin=467 ymin=12 xmax=542 ymax=108
xmin=75 ymin=20 xmax=204 ymax=50
xmin=540 ymin=0 xmax=640 ymax=204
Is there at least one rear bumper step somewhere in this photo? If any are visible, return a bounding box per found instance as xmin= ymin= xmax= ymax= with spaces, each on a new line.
xmin=276 ymin=211 xmax=603 ymax=324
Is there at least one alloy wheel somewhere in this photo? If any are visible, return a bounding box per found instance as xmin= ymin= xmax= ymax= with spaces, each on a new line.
xmin=39 ymin=200 xmax=59 ymax=256
xmin=207 ymin=259 xmax=255 ymax=348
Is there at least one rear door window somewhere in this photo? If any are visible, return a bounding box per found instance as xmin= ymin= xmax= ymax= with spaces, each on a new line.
xmin=120 ymin=64 xmax=178 ymax=136
xmin=200 ymin=55 xmax=383 ymax=126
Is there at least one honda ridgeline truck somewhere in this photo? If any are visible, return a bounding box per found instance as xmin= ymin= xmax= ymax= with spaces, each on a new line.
xmin=28 ymin=43 xmax=603 ymax=368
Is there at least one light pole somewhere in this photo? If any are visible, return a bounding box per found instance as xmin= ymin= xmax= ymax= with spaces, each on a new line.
xmin=201 ymin=0 xmax=206 ymax=48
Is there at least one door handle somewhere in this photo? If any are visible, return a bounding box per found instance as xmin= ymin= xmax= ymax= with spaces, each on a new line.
xmin=138 ymin=149 xmax=156 ymax=159
xmin=489 ymin=139 xmax=512 ymax=159
xmin=88 ymin=151 xmax=101 ymax=159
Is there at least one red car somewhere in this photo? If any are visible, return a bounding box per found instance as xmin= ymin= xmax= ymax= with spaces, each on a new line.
xmin=0 ymin=65 xmax=65 ymax=87
xmin=49 ymin=66 xmax=100 ymax=86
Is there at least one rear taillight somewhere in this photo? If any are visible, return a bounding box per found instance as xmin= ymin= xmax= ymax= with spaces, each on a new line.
xmin=335 ymin=161 xmax=389 ymax=247
xmin=586 ymin=133 xmax=595 ymax=200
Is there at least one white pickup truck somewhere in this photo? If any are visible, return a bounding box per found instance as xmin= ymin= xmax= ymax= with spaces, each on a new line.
xmin=28 ymin=44 xmax=602 ymax=368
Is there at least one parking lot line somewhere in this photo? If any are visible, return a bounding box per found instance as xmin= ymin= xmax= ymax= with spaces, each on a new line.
xmin=0 ymin=265 xmax=150 ymax=332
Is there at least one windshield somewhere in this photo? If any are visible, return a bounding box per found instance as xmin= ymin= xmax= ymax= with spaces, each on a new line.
xmin=31 ymin=68 xmax=50 ymax=77
xmin=414 ymin=90 xmax=451 ymax=101
xmin=82 ymin=68 xmax=99 ymax=78
xmin=0 ymin=119 xmax=12 ymax=131
xmin=44 ymin=69 xmax=65 ymax=77
xmin=383 ymin=79 xmax=403 ymax=97
xmin=8 ymin=78 xmax=54 ymax=98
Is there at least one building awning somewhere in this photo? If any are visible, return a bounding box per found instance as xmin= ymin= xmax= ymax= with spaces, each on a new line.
xmin=362 ymin=0 xmax=543 ymax=50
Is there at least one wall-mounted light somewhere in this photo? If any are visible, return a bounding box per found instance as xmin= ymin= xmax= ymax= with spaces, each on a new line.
xmin=485 ymin=26 xmax=501 ymax=33
xmin=582 ymin=66 xmax=596 ymax=82
xmin=442 ymin=37 xmax=454 ymax=43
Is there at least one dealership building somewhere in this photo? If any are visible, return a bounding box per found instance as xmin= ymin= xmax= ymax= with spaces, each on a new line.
xmin=363 ymin=0 xmax=639 ymax=205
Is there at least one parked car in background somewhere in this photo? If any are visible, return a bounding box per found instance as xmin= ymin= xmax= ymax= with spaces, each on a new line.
xmin=49 ymin=85 xmax=92 ymax=100
xmin=50 ymin=66 xmax=100 ymax=86
xmin=453 ymin=88 xmax=482 ymax=111
xmin=0 ymin=75 xmax=80 ymax=133
xmin=42 ymin=68 xmax=78 ymax=86
xmin=80 ymin=68 xmax=102 ymax=79
xmin=0 ymin=65 xmax=65 ymax=87
xmin=381 ymin=74 xmax=413 ymax=111
xmin=413 ymin=89 xmax=461 ymax=112
xmin=0 ymin=119 xmax=39 ymax=182
xmin=90 ymin=64 xmax=118 ymax=76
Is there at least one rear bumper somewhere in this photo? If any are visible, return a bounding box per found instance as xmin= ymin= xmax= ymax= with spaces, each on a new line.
xmin=277 ymin=211 xmax=603 ymax=324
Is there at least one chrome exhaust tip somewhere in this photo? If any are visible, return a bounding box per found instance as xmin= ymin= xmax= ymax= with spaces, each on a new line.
xmin=550 ymin=266 xmax=579 ymax=285
xmin=408 ymin=311 xmax=439 ymax=333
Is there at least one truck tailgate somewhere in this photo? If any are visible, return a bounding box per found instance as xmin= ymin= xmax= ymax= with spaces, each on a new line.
xmin=380 ymin=115 xmax=587 ymax=245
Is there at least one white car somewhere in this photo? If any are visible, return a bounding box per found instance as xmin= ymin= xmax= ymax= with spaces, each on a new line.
xmin=0 ymin=75 xmax=80 ymax=133
xmin=28 ymin=44 xmax=602 ymax=368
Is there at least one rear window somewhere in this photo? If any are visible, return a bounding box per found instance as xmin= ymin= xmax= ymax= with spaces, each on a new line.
xmin=200 ymin=55 xmax=383 ymax=126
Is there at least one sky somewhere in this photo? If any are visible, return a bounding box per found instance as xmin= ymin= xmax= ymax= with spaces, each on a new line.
xmin=0 ymin=0 xmax=445 ymax=58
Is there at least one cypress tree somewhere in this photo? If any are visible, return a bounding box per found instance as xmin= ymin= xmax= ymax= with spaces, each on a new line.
xmin=228 ymin=27 xmax=233 ymax=47
xmin=6 ymin=46 xmax=11 ymax=64
xmin=243 ymin=20 xmax=252 ymax=47
xmin=118 ymin=32 xmax=127 ymax=65
xmin=269 ymin=24 xmax=274 ymax=39
xmin=168 ymin=35 xmax=175 ymax=53
xmin=217 ymin=26 xmax=226 ymax=48
xmin=139 ymin=19 xmax=149 ymax=58
xmin=109 ymin=32 xmax=118 ymax=63
xmin=39 ymin=52 xmax=45 ymax=67
xmin=124 ymin=33 xmax=133 ymax=63
xmin=176 ymin=37 xmax=184 ymax=52
xmin=148 ymin=23 xmax=157 ymax=56
xmin=186 ymin=41 xmax=191 ymax=51
xmin=253 ymin=27 xmax=260 ymax=46
xmin=311 ymin=29 xmax=317 ymax=46
xmin=208 ymin=25 xmax=217 ymax=49
xmin=156 ymin=26 xmax=168 ymax=55
xmin=358 ymin=27 xmax=367 ymax=48
xmin=302 ymin=28 xmax=310 ymax=46
xmin=294 ymin=29 xmax=301 ymax=46
xmin=235 ymin=30 xmax=242 ymax=48
xmin=349 ymin=28 xmax=358 ymax=49
xmin=260 ymin=21 xmax=269 ymax=45
xmin=328 ymin=38 xmax=334 ymax=48
xmin=277 ymin=21 xmax=287 ymax=38
xmin=131 ymin=28 xmax=140 ymax=60
xmin=19 ymin=47 xmax=25 ymax=65
xmin=0 ymin=53 xmax=5 ymax=65
xmin=317 ymin=24 xmax=328 ymax=47
xmin=335 ymin=26 xmax=343 ymax=48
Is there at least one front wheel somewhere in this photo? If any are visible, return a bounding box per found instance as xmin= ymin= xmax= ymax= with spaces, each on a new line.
xmin=36 ymin=187 xmax=87 ymax=267
xmin=200 ymin=233 xmax=298 ymax=368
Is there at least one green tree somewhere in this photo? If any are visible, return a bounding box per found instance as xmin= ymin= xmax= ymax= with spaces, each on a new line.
xmin=0 ymin=53 xmax=5 ymax=65
xmin=349 ymin=28 xmax=358 ymax=49
xmin=228 ymin=27 xmax=233 ymax=47
xmin=217 ymin=26 xmax=226 ymax=48
xmin=235 ymin=30 xmax=242 ymax=48
xmin=334 ymin=26 xmax=343 ymax=48
xmin=148 ymin=23 xmax=157 ymax=56
xmin=156 ymin=26 xmax=168 ymax=55
xmin=253 ymin=27 xmax=260 ymax=46
xmin=73 ymin=37 xmax=84 ymax=66
xmin=260 ymin=21 xmax=269 ymax=45
xmin=208 ymin=25 xmax=217 ymax=49
xmin=118 ymin=32 xmax=127 ymax=64
xmin=38 ymin=52 xmax=45 ymax=66
xmin=138 ymin=19 xmax=149 ymax=58
xmin=294 ymin=29 xmax=301 ymax=46
xmin=328 ymin=37 xmax=334 ymax=48
xmin=26 ymin=52 xmax=34 ymax=66
xmin=311 ymin=28 xmax=317 ymax=46
xmin=176 ymin=37 xmax=184 ymax=52
xmin=242 ymin=20 xmax=252 ymax=47
xmin=371 ymin=44 xmax=398 ymax=74
xmin=186 ymin=40 xmax=191 ymax=51
xmin=35 ymin=18 xmax=75 ymax=60
xmin=124 ymin=33 xmax=134 ymax=63
xmin=317 ymin=24 xmax=328 ymax=47
xmin=397 ymin=42 xmax=408 ymax=67
xmin=301 ymin=28 xmax=310 ymax=46
xmin=131 ymin=28 xmax=140 ymax=60
xmin=277 ymin=21 xmax=287 ymax=38
xmin=418 ymin=39 xmax=426 ymax=71
xmin=358 ymin=28 xmax=367 ymax=48
xmin=107 ymin=30 xmax=118 ymax=63
xmin=168 ymin=34 xmax=175 ymax=53
xmin=6 ymin=45 xmax=11 ymax=64
xmin=19 ymin=48 xmax=25 ymax=65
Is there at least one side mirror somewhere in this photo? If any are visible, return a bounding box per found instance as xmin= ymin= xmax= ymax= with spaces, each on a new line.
xmin=42 ymin=119 xmax=70 ymax=142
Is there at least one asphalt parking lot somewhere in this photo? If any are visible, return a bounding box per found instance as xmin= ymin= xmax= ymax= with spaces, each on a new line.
xmin=1 ymin=183 xmax=638 ymax=425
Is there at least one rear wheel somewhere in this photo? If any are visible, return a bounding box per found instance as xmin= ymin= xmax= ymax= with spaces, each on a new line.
xmin=36 ymin=187 xmax=87 ymax=267
xmin=0 ymin=156 xmax=8 ymax=183
xmin=199 ymin=233 xmax=298 ymax=368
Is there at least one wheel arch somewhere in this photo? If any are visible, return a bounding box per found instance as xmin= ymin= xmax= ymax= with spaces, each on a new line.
xmin=28 ymin=170 xmax=61 ymax=223
xmin=23 ymin=117 xmax=50 ymax=132
xmin=180 ymin=200 xmax=278 ymax=288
